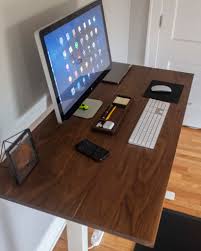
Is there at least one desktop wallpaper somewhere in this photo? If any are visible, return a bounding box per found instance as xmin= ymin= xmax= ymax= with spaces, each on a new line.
xmin=44 ymin=5 xmax=111 ymax=115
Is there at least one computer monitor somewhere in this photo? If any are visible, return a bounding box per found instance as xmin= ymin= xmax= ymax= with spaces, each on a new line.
xmin=35 ymin=0 xmax=112 ymax=123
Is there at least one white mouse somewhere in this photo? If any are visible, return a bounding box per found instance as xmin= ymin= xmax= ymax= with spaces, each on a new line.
xmin=151 ymin=85 xmax=172 ymax=93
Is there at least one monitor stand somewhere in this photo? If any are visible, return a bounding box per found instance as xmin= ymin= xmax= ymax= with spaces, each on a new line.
xmin=73 ymin=98 xmax=103 ymax=119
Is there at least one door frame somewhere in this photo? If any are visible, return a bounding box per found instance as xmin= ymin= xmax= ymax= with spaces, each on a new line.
xmin=144 ymin=0 xmax=163 ymax=67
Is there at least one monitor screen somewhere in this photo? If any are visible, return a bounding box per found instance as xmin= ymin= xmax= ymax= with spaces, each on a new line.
xmin=39 ymin=0 xmax=111 ymax=121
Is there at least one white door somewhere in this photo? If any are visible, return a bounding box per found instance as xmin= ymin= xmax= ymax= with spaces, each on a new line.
xmin=146 ymin=0 xmax=201 ymax=128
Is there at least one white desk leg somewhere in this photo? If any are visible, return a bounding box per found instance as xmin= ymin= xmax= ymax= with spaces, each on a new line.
xmin=66 ymin=221 xmax=88 ymax=251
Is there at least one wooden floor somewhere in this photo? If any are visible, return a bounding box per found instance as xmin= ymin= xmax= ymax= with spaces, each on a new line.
xmin=54 ymin=127 xmax=201 ymax=251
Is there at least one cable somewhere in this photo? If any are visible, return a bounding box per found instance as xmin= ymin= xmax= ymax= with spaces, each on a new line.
xmin=88 ymin=245 xmax=95 ymax=250
xmin=88 ymin=230 xmax=104 ymax=250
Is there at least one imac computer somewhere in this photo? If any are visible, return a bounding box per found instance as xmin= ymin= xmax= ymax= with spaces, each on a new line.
xmin=35 ymin=0 xmax=112 ymax=123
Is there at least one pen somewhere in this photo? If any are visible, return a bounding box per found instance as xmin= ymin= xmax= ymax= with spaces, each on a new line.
xmin=101 ymin=104 xmax=113 ymax=120
xmin=106 ymin=106 xmax=116 ymax=120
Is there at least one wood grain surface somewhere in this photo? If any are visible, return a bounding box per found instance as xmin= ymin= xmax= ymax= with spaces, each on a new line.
xmin=0 ymin=66 xmax=193 ymax=247
xmin=54 ymin=127 xmax=201 ymax=251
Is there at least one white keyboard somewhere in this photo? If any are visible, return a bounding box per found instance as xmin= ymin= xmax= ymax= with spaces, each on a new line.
xmin=128 ymin=99 xmax=170 ymax=149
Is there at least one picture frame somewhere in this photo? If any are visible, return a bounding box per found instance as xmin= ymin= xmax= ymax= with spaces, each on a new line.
xmin=2 ymin=129 xmax=39 ymax=184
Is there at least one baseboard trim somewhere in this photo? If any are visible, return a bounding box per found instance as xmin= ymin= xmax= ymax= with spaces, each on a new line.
xmin=30 ymin=104 xmax=53 ymax=132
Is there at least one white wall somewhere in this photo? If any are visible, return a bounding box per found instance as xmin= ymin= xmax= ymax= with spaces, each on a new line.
xmin=128 ymin=0 xmax=150 ymax=65
xmin=103 ymin=0 xmax=131 ymax=63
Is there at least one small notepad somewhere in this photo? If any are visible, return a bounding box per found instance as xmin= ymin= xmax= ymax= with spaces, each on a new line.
xmin=113 ymin=96 xmax=131 ymax=106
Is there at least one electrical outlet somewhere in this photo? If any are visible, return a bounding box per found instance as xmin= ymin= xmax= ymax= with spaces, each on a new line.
xmin=91 ymin=230 xmax=104 ymax=247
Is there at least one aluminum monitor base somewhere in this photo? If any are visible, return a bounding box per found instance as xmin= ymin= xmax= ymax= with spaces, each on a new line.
xmin=73 ymin=99 xmax=103 ymax=119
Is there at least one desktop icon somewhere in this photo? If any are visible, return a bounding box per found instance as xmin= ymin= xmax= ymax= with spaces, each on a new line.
xmin=85 ymin=34 xmax=89 ymax=41
xmin=88 ymin=19 xmax=91 ymax=26
xmin=83 ymin=50 xmax=86 ymax=56
xmin=92 ymin=42 xmax=96 ymax=48
xmin=63 ymin=50 xmax=67 ymax=59
xmin=69 ymin=46 xmax=73 ymax=54
xmin=80 ymin=38 xmax=84 ymax=45
xmin=90 ymin=31 xmax=93 ymax=37
xmin=72 ymin=29 xmax=76 ymax=37
xmin=93 ymin=16 xmax=96 ymax=22
xmin=71 ymin=87 xmax=76 ymax=96
xmin=75 ymin=41 xmax=79 ymax=49
xmin=66 ymin=64 xmax=70 ymax=70
xmin=83 ymin=22 xmax=86 ymax=29
xmin=80 ymin=66 xmax=84 ymax=73
xmin=82 ymin=77 xmax=86 ymax=84
xmin=85 ymin=62 xmax=89 ymax=68
xmin=76 ymin=56 xmax=83 ymax=65
xmin=59 ymin=37 xmax=64 ymax=46
xmin=69 ymin=76 xmax=73 ymax=83
xmin=77 ymin=82 xmax=81 ymax=90
xmin=74 ymin=70 xmax=78 ymax=78
xmin=66 ymin=33 xmax=70 ymax=41
xmin=78 ymin=26 xmax=81 ymax=33
xmin=95 ymin=27 xmax=98 ymax=34
xmin=98 ymin=49 xmax=102 ymax=55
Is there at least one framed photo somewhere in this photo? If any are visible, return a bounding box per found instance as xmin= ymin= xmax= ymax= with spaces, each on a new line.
xmin=5 ymin=129 xmax=39 ymax=184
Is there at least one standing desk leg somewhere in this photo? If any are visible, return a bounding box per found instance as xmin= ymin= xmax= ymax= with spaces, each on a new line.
xmin=66 ymin=221 xmax=88 ymax=251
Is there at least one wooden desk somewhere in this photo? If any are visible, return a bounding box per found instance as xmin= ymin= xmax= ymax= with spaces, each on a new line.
xmin=0 ymin=66 xmax=192 ymax=248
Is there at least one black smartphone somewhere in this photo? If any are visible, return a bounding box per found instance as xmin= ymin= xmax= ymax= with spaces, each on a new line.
xmin=76 ymin=139 xmax=109 ymax=161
